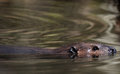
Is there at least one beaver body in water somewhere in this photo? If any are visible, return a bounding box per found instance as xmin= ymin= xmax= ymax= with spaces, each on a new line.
xmin=0 ymin=42 xmax=117 ymax=59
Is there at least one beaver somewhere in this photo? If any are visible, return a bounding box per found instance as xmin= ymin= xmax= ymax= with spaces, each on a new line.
xmin=0 ymin=42 xmax=117 ymax=59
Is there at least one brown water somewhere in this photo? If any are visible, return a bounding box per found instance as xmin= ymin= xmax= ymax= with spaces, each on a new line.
xmin=0 ymin=0 xmax=120 ymax=74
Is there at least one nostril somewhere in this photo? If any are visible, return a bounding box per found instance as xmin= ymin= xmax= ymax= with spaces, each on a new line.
xmin=108 ymin=48 xmax=117 ymax=53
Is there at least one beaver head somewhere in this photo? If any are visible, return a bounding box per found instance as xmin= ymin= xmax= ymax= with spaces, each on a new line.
xmin=68 ymin=42 xmax=117 ymax=58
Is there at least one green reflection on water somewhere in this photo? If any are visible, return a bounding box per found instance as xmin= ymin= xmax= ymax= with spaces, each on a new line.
xmin=0 ymin=0 xmax=118 ymax=48
xmin=0 ymin=0 xmax=120 ymax=74
xmin=0 ymin=0 xmax=119 ymax=49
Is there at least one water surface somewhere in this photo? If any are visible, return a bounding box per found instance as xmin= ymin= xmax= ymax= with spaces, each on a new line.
xmin=0 ymin=0 xmax=120 ymax=74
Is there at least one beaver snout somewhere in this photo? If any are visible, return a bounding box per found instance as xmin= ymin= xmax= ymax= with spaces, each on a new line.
xmin=91 ymin=46 xmax=117 ymax=54
xmin=108 ymin=46 xmax=117 ymax=54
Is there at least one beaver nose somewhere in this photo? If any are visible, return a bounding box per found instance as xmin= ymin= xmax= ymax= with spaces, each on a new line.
xmin=108 ymin=46 xmax=117 ymax=54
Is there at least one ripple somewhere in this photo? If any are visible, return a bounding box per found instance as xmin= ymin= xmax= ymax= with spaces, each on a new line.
xmin=0 ymin=0 xmax=119 ymax=48
xmin=93 ymin=14 xmax=120 ymax=46
xmin=1 ymin=9 xmax=58 ymax=24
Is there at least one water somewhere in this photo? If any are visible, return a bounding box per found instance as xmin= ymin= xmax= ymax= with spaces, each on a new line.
xmin=0 ymin=0 xmax=120 ymax=74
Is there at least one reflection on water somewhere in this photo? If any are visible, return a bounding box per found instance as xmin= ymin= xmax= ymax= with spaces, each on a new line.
xmin=0 ymin=0 xmax=113 ymax=48
xmin=0 ymin=53 xmax=119 ymax=74
xmin=0 ymin=0 xmax=120 ymax=74
xmin=0 ymin=53 xmax=118 ymax=74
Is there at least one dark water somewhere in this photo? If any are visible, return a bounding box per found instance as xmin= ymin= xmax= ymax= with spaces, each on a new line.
xmin=0 ymin=0 xmax=120 ymax=74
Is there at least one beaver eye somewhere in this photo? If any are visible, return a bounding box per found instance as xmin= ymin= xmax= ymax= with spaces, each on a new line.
xmin=92 ymin=46 xmax=99 ymax=51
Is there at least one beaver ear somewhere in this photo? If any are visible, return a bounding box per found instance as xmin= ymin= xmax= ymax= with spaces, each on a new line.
xmin=69 ymin=47 xmax=78 ymax=54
